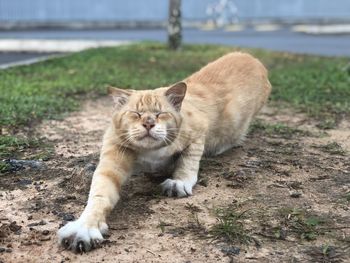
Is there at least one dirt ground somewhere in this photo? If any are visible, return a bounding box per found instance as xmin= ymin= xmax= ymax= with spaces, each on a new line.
xmin=0 ymin=97 xmax=349 ymax=263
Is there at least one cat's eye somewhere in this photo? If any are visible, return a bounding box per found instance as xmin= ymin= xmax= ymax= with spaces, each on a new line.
xmin=129 ymin=111 xmax=142 ymax=118
xmin=155 ymin=112 xmax=166 ymax=118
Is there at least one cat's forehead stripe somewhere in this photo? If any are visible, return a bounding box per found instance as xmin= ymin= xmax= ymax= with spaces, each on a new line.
xmin=135 ymin=94 xmax=162 ymax=111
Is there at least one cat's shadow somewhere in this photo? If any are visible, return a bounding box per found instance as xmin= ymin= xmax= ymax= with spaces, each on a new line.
xmin=66 ymin=154 xmax=169 ymax=230
xmin=108 ymin=172 xmax=169 ymax=231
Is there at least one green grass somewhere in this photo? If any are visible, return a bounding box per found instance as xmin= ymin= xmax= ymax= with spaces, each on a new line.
xmin=312 ymin=142 xmax=347 ymax=156
xmin=277 ymin=207 xmax=327 ymax=241
xmin=250 ymin=119 xmax=313 ymax=139
xmin=1 ymin=42 xmax=349 ymax=159
xmin=306 ymin=244 xmax=345 ymax=263
xmin=0 ymin=135 xmax=37 ymax=159
xmin=0 ymin=135 xmax=53 ymax=173
xmin=210 ymin=205 xmax=252 ymax=245
xmin=269 ymin=55 xmax=350 ymax=119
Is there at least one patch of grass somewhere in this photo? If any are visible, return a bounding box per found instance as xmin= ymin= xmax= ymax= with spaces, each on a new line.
xmin=0 ymin=135 xmax=36 ymax=173
xmin=306 ymin=245 xmax=345 ymax=263
xmin=0 ymin=161 xmax=11 ymax=173
xmin=316 ymin=118 xmax=338 ymax=130
xmin=277 ymin=207 xmax=326 ymax=241
xmin=210 ymin=205 xmax=252 ymax=245
xmin=267 ymin=53 xmax=350 ymax=119
xmin=250 ymin=120 xmax=311 ymax=139
xmin=0 ymin=135 xmax=38 ymax=159
xmin=0 ymin=135 xmax=53 ymax=173
xmin=312 ymin=142 xmax=347 ymax=156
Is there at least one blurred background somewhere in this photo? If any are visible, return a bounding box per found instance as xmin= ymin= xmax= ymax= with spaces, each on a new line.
xmin=0 ymin=0 xmax=350 ymax=67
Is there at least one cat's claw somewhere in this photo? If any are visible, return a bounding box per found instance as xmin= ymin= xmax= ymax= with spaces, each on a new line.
xmin=58 ymin=219 xmax=107 ymax=253
xmin=160 ymin=178 xmax=193 ymax=197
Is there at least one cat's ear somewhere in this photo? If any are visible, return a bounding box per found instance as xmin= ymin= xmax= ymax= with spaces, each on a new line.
xmin=165 ymin=82 xmax=187 ymax=111
xmin=107 ymin=86 xmax=132 ymax=109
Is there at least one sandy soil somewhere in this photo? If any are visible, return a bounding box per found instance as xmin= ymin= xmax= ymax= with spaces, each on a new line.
xmin=1 ymin=98 xmax=349 ymax=263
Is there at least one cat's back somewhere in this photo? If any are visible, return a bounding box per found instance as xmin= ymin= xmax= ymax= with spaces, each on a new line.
xmin=181 ymin=52 xmax=271 ymax=155
xmin=183 ymin=52 xmax=271 ymax=113
xmin=186 ymin=51 xmax=269 ymax=97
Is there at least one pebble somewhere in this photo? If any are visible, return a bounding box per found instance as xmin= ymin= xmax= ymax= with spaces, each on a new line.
xmin=62 ymin=213 xmax=75 ymax=221
xmin=290 ymin=191 xmax=302 ymax=198
xmin=39 ymin=236 xmax=51 ymax=241
xmin=57 ymin=212 xmax=75 ymax=221
xmin=4 ymin=159 xmax=46 ymax=171
xmin=84 ymin=163 xmax=97 ymax=173
xmin=27 ymin=220 xmax=47 ymax=227
xmin=221 ymin=246 xmax=240 ymax=256
xmin=17 ymin=179 xmax=33 ymax=186
xmin=9 ymin=221 xmax=22 ymax=232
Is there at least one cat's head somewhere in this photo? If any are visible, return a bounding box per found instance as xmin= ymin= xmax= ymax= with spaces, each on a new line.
xmin=108 ymin=82 xmax=187 ymax=150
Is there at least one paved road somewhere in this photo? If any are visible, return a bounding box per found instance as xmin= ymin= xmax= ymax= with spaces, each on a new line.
xmin=0 ymin=52 xmax=55 ymax=65
xmin=0 ymin=27 xmax=349 ymax=66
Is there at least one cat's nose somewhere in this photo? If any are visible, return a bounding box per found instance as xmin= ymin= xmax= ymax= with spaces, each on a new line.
xmin=143 ymin=123 xmax=155 ymax=131
xmin=142 ymin=118 xmax=155 ymax=131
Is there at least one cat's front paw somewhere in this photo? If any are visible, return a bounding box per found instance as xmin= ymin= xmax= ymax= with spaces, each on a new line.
xmin=160 ymin=178 xmax=194 ymax=197
xmin=57 ymin=219 xmax=108 ymax=253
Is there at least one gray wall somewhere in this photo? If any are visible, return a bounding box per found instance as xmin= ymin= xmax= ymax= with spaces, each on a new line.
xmin=0 ymin=0 xmax=349 ymax=23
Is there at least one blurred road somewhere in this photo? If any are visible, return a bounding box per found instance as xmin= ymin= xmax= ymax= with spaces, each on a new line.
xmin=1 ymin=26 xmax=349 ymax=67
xmin=0 ymin=52 xmax=55 ymax=64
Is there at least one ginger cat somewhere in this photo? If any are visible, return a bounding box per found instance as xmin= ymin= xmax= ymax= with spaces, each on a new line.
xmin=58 ymin=52 xmax=271 ymax=252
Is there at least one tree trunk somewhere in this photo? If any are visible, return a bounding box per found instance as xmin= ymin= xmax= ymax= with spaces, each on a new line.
xmin=168 ymin=0 xmax=182 ymax=50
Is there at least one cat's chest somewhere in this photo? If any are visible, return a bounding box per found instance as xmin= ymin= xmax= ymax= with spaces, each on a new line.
xmin=134 ymin=147 xmax=178 ymax=174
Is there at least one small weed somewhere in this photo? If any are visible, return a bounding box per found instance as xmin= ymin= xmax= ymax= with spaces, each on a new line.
xmin=316 ymin=118 xmax=338 ymax=130
xmin=306 ymin=244 xmax=344 ymax=263
xmin=0 ymin=161 xmax=11 ymax=173
xmin=160 ymin=204 xmax=206 ymax=238
xmin=185 ymin=203 xmax=202 ymax=213
xmin=184 ymin=203 xmax=206 ymax=235
xmin=278 ymin=207 xmax=326 ymax=241
xmin=312 ymin=142 xmax=347 ymax=156
xmin=210 ymin=205 xmax=252 ymax=245
xmin=157 ymin=220 xmax=173 ymax=234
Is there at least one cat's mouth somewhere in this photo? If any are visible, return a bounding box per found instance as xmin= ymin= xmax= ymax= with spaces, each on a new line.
xmin=137 ymin=133 xmax=158 ymax=141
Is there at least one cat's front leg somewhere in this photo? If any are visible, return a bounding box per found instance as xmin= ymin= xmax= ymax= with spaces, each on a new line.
xmin=161 ymin=138 xmax=205 ymax=197
xmin=57 ymin=145 xmax=134 ymax=253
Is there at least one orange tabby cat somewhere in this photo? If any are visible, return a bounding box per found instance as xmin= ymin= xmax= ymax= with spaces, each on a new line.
xmin=58 ymin=52 xmax=271 ymax=252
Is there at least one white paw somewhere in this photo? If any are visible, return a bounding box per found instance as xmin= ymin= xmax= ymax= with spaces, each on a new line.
xmin=57 ymin=219 xmax=108 ymax=253
xmin=160 ymin=178 xmax=194 ymax=197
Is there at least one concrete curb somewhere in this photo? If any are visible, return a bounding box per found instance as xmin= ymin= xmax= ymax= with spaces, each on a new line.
xmin=0 ymin=39 xmax=131 ymax=52
xmin=0 ymin=54 xmax=66 ymax=69
xmin=292 ymin=24 xmax=350 ymax=34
